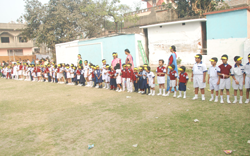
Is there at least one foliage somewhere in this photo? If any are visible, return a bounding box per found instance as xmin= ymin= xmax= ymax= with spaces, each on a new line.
xmin=18 ymin=0 xmax=138 ymax=55
xmin=176 ymin=0 xmax=217 ymax=18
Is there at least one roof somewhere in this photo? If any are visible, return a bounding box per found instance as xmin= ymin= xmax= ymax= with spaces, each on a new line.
xmin=139 ymin=18 xmax=207 ymax=29
xmin=0 ymin=23 xmax=26 ymax=30
xmin=203 ymin=6 xmax=250 ymax=15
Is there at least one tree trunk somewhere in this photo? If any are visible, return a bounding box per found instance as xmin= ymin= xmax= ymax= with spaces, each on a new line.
xmin=115 ymin=22 xmax=118 ymax=33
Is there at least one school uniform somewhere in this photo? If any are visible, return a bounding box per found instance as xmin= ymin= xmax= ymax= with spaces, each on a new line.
xmin=231 ymin=64 xmax=244 ymax=90
xmin=84 ymin=65 xmax=89 ymax=78
xmin=37 ymin=67 xmax=41 ymax=77
xmin=116 ymin=69 xmax=122 ymax=84
xmin=244 ymin=62 xmax=250 ymax=89
xmin=192 ymin=61 xmax=207 ymax=89
xmin=18 ymin=65 xmax=23 ymax=76
xmin=147 ymin=71 xmax=155 ymax=88
xmin=156 ymin=66 xmax=166 ymax=84
xmin=70 ymin=68 xmax=74 ymax=78
xmin=208 ymin=65 xmax=220 ymax=91
xmin=127 ymin=68 xmax=133 ymax=92
xmin=133 ymin=72 xmax=139 ymax=92
xmin=88 ymin=68 xmax=93 ymax=81
xmin=121 ymin=69 xmax=127 ymax=91
xmin=141 ymin=70 xmax=148 ymax=91
xmin=80 ymin=69 xmax=85 ymax=85
xmin=102 ymin=64 xmax=106 ymax=81
xmin=179 ymin=72 xmax=189 ymax=91
xmin=95 ymin=69 xmax=102 ymax=83
xmin=105 ymin=70 xmax=110 ymax=83
xmin=110 ymin=70 xmax=116 ymax=89
xmin=218 ymin=63 xmax=232 ymax=90
xmin=169 ymin=70 xmax=177 ymax=87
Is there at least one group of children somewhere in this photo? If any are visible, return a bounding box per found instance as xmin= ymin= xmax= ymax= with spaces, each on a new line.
xmin=1 ymin=53 xmax=250 ymax=104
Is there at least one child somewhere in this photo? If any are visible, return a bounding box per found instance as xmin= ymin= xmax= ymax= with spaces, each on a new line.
xmin=110 ymin=66 xmax=115 ymax=90
xmin=84 ymin=60 xmax=89 ymax=86
xmin=92 ymin=66 xmax=96 ymax=87
xmin=121 ymin=64 xmax=127 ymax=91
xmin=142 ymin=65 xmax=150 ymax=95
xmin=231 ymin=56 xmax=245 ymax=104
xmin=218 ymin=54 xmax=232 ymax=103
xmin=156 ymin=59 xmax=167 ymax=96
xmin=177 ymin=66 xmax=189 ymax=98
xmin=133 ymin=68 xmax=139 ymax=92
xmin=76 ymin=66 xmax=81 ymax=86
xmin=66 ymin=65 xmax=72 ymax=85
xmin=138 ymin=66 xmax=144 ymax=93
xmin=95 ymin=65 xmax=102 ymax=88
xmin=191 ymin=54 xmax=207 ymax=101
xmin=114 ymin=63 xmax=122 ymax=92
xmin=244 ymin=53 xmax=250 ymax=103
xmin=126 ymin=63 xmax=133 ymax=93
xmin=146 ymin=66 xmax=156 ymax=96
xmin=105 ymin=65 xmax=111 ymax=89
xmin=37 ymin=65 xmax=42 ymax=82
xmin=18 ymin=63 xmax=23 ymax=80
xmin=166 ymin=64 xmax=177 ymax=97
xmin=102 ymin=59 xmax=107 ymax=88
xmin=207 ymin=57 xmax=220 ymax=102
xmin=57 ymin=64 xmax=63 ymax=84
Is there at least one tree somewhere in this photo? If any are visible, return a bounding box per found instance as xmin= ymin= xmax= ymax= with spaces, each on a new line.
xmin=19 ymin=0 xmax=138 ymax=58
xmin=176 ymin=0 xmax=216 ymax=18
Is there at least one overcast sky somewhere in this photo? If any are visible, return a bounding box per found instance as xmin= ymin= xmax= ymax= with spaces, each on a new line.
xmin=0 ymin=0 xmax=147 ymax=23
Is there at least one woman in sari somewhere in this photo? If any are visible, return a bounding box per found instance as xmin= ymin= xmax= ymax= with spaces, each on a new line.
xmin=77 ymin=54 xmax=83 ymax=66
xmin=111 ymin=52 xmax=121 ymax=69
xmin=125 ymin=49 xmax=134 ymax=70
xmin=166 ymin=45 xmax=178 ymax=91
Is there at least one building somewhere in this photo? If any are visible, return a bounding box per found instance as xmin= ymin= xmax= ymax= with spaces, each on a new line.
xmin=55 ymin=34 xmax=146 ymax=67
xmin=139 ymin=18 xmax=207 ymax=66
xmin=204 ymin=6 xmax=250 ymax=65
xmin=0 ymin=23 xmax=35 ymax=62
xmin=142 ymin=0 xmax=176 ymax=8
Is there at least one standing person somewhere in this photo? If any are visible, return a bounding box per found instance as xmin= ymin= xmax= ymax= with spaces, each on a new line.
xmin=146 ymin=66 xmax=156 ymax=96
xmin=77 ymin=54 xmax=83 ymax=66
xmin=114 ymin=63 xmax=122 ymax=92
xmin=231 ymin=56 xmax=244 ymax=104
xmin=121 ymin=64 xmax=127 ymax=91
xmin=166 ymin=65 xmax=177 ymax=97
xmin=166 ymin=45 xmax=178 ymax=92
xmin=218 ymin=54 xmax=232 ymax=104
xmin=95 ymin=65 xmax=102 ymax=88
xmin=111 ymin=52 xmax=122 ymax=70
xmin=102 ymin=59 xmax=107 ymax=88
xmin=156 ymin=59 xmax=167 ymax=96
xmin=177 ymin=66 xmax=189 ymax=98
xmin=207 ymin=57 xmax=220 ymax=102
xmin=244 ymin=54 xmax=250 ymax=103
xmin=191 ymin=54 xmax=207 ymax=101
xmin=125 ymin=49 xmax=134 ymax=70
xmin=126 ymin=63 xmax=133 ymax=93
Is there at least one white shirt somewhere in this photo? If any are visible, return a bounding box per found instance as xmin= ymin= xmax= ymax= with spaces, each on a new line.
xmin=244 ymin=62 xmax=250 ymax=76
xmin=208 ymin=65 xmax=220 ymax=77
xmin=192 ymin=61 xmax=207 ymax=75
xmin=147 ymin=71 xmax=155 ymax=84
xmin=231 ymin=64 xmax=244 ymax=77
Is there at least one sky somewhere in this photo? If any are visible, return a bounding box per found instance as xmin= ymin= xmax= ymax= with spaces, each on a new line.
xmin=0 ymin=0 xmax=147 ymax=23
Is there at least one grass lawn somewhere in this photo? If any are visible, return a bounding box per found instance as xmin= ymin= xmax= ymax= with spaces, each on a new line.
xmin=0 ymin=73 xmax=250 ymax=155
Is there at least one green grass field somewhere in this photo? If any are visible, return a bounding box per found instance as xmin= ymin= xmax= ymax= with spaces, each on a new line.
xmin=0 ymin=74 xmax=250 ymax=155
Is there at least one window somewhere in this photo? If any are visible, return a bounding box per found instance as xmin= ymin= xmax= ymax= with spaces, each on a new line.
xmin=1 ymin=37 xmax=9 ymax=43
xmin=8 ymin=49 xmax=23 ymax=56
xmin=19 ymin=37 xmax=27 ymax=43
